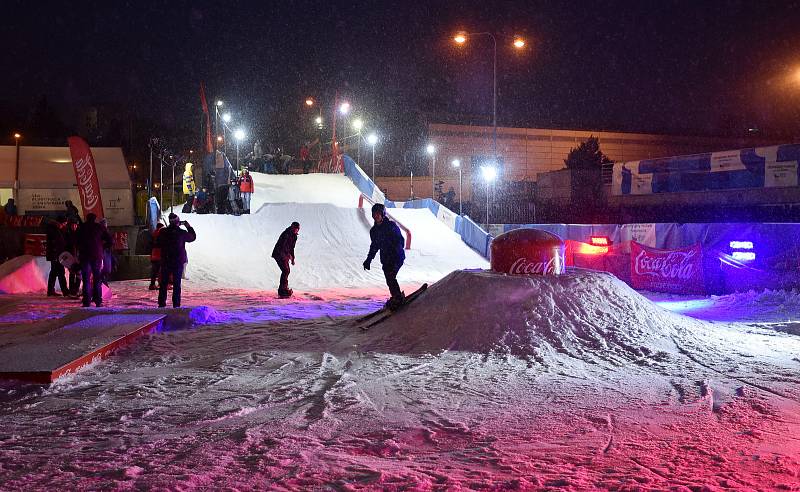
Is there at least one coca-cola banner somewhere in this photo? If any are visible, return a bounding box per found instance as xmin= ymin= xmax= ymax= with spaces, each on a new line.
xmin=630 ymin=241 xmax=705 ymax=294
xmin=67 ymin=136 xmax=104 ymax=219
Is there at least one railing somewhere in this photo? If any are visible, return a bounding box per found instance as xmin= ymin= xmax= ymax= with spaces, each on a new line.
xmin=358 ymin=193 xmax=413 ymax=250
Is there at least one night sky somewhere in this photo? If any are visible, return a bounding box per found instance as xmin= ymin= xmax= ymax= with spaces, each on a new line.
xmin=3 ymin=0 xmax=800 ymax=156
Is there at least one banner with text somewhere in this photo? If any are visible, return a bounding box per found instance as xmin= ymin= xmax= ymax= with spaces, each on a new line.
xmin=67 ymin=136 xmax=105 ymax=219
xmin=630 ymin=241 xmax=705 ymax=294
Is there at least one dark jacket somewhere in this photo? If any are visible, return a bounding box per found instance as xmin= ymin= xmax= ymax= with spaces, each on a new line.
xmin=65 ymin=204 xmax=81 ymax=223
xmin=366 ymin=219 xmax=405 ymax=268
xmin=156 ymin=223 xmax=197 ymax=267
xmin=46 ymin=222 xmax=67 ymax=261
xmin=271 ymin=227 xmax=297 ymax=261
xmin=76 ymin=221 xmax=112 ymax=262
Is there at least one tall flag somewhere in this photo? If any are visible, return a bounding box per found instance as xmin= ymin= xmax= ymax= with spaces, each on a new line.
xmin=67 ymin=136 xmax=105 ymax=219
xmin=199 ymin=82 xmax=213 ymax=153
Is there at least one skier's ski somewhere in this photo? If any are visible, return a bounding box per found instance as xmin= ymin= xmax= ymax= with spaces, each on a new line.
xmin=359 ymin=283 xmax=428 ymax=331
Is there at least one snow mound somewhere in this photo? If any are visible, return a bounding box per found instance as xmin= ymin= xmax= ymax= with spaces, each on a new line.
xmin=364 ymin=269 xmax=694 ymax=363
xmin=0 ymin=255 xmax=49 ymax=294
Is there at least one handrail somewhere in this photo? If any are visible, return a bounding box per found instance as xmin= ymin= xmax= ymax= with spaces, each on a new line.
xmin=358 ymin=194 xmax=412 ymax=250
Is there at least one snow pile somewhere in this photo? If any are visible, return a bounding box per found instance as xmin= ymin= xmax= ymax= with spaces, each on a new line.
xmin=0 ymin=255 xmax=49 ymax=294
xmin=181 ymin=173 xmax=487 ymax=291
xmin=365 ymin=269 xmax=696 ymax=363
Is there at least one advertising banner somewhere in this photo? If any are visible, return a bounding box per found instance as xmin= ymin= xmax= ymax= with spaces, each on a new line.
xmin=67 ymin=136 xmax=104 ymax=219
xmin=630 ymin=241 xmax=705 ymax=294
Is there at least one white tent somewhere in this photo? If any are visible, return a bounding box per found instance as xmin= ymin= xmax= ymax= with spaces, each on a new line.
xmin=0 ymin=145 xmax=134 ymax=225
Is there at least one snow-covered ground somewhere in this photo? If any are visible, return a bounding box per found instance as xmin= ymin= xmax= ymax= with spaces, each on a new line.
xmin=2 ymin=173 xmax=800 ymax=489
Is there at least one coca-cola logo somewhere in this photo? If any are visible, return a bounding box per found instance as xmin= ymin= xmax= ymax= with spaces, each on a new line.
xmin=634 ymin=249 xmax=697 ymax=280
xmin=509 ymin=255 xmax=564 ymax=275
xmin=74 ymin=153 xmax=99 ymax=211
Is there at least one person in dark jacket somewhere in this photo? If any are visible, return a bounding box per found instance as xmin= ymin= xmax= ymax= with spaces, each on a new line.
xmin=149 ymin=223 xmax=164 ymax=290
xmin=76 ymin=213 xmax=112 ymax=307
xmin=46 ymin=216 xmax=69 ymax=296
xmin=64 ymin=200 xmax=81 ymax=223
xmin=3 ymin=198 xmax=17 ymax=216
xmin=363 ymin=203 xmax=406 ymax=308
xmin=156 ymin=213 xmax=196 ymax=308
xmin=271 ymin=222 xmax=299 ymax=298
xmin=64 ymin=218 xmax=81 ymax=296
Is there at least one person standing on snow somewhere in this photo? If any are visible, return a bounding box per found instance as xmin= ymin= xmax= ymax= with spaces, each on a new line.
xmin=45 ymin=215 xmax=69 ymax=296
xmin=156 ymin=213 xmax=196 ymax=308
xmin=238 ymin=168 xmax=254 ymax=214
xmin=271 ymin=222 xmax=300 ymax=298
xmin=182 ymin=161 xmax=196 ymax=213
xmin=76 ymin=213 xmax=112 ymax=307
xmin=363 ymin=203 xmax=406 ymax=308
xmin=148 ymin=223 xmax=164 ymax=290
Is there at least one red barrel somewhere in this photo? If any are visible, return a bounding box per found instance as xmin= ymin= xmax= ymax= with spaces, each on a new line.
xmin=490 ymin=228 xmax=565 ymax=275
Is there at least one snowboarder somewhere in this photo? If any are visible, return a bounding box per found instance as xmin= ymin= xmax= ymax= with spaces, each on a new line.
xmin=45 ymin=216 xmax=69 ymax=296
xmin=272 ymin=222 xmax=300 ymax=298
xmin=156 ymin=213 xmax=196 ymax=308
xmin=363 ymin=203 xmax=406 ymax=309
xmin=182 ymin=161 xmax=196 ymax=213
xmin=238 ymin=168 xmax=254 ymax=214
xmin=76 ymin=213 xmax=112 ymax=307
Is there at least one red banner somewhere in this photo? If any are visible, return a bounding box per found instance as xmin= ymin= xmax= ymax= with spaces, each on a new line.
xmin=630 ymin=241 xmax=705 ymax=294
xmin=199 ymin=82 xmax=213 ymax=153
xmin=67 ymin=136 xmax=104 ymax=219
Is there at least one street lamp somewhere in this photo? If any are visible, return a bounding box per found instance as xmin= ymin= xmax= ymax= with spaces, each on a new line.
xmin=339 ymin=102 xmax=351 ymax=114
xmin=13 ymin=132 xmax=21 ymax=201
xmin=426 ymin=144 xmax=436 ymax=199
xmin=481 ymin=165 xmax=497 ymax=229
xmin=222 ymin=113 xmax=231 ymax=123
xmin=453 ymin=31 xmax=526 ymax=164
xmin=452 ymin=158 xmax=462 ymax=215
xmin=234 ymin=129 xmax=246 ymax=170
xmin=367 ymin=133 xmax=378 ymax=181
xmin=352 ymin=118 xmax=363 ymax=166
xmin=305 ymin=98 xmax=314 ymax=107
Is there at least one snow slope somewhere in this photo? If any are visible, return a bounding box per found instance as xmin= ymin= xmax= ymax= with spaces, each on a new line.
xmin=182 ymin=172 xmax=487 ymax=291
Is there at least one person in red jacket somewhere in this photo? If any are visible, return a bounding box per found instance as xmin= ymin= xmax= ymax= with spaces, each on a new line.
xmin=148 ymin=223 xmax=164 ymax=290
xmin=238 ymin=168 xmax=255 ymax=214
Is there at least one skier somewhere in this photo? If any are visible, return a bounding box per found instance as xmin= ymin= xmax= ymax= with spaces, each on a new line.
xmin=45 ymin=216 xmax=69 ymax=296
xmin=272 ymin=222 xmax=300 ymax=298
xmin=182 ymin=161 xmax=196 ymax=213
xmin=76 ymin=213 xmax=112 ymax=307
xmin=363 ymin=203 xmax=406 ymax=309
xmin=156 ymin=213 xmax=196 ymax=308
xmin=238 ymin=168 xmax=254 ymax=214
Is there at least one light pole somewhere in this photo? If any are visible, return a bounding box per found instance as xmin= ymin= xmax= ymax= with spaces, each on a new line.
xmin=452 ymin=158 xmax=462 ymax=215
xmin=426 ymin=144 xmax=436 ymax=199
xmin=352 ymin=118 xmax=363 ymax=167
xmin=481 ymin=165 xmax=497 ymax=229
xmin=214 ymin=100 xmax=223 ymax=157
xmin=454 ymin=31 xmax=525 ymax=163
xmin=234 ymin=129 xmax=246 ymax=171
xmin=13 ymin=133 xmax=21 ymax=201
xmin=222 ymin=112 xmax=232 ymax=155
xmin=367 ymin=133 xmax=378 ymax=182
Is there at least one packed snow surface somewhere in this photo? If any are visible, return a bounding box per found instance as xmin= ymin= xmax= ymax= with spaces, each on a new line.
xmin=181 ymin=172 xmax=488 ymax=291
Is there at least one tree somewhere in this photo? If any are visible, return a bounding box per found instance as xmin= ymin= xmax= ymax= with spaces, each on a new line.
xmin=564 ymin=136 xmax=612 ymax=169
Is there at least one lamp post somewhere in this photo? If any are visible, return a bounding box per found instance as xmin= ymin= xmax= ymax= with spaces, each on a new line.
xmin=481 ymin=165 xmax=497 ymax=229
xmin=214 ymin=100 xmax=223 ymax=157
xmin=13 ymin=133 xmax=21 ymax=201
xmin=452 ymin=158 xmax=462 ymax=215
xmin=234 ymin=129 xmax=246 ymax=171
xmin=222 ymin=113 xmax=232 ymax=155
xmin=352 ymin=118 xmax=363 ymax=167
xmin=367 ymin=133 xmax=378 ymax=182
xmin=454 ymin=31 xmax=526 ymax=163
xmin=426 ymin=144 xmax=436 ymax=199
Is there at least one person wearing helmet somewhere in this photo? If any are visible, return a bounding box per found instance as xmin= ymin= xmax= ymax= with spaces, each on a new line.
xmin=363 ymin=203 xmax=406 ymax=309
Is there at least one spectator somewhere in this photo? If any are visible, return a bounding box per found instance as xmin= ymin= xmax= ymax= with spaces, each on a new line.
xmin=156 ymin=213 xmax=196 ymax=308
xmin=98 ymin=218 xmax=115 ymax=286
xmin=182 ymin=162 xmax=196 ymax=213
xmin=76 ymin=213 xmax=112 ymax=307
xmin=148 ymin=223 xmax=164 ymax=290
xmin=64 ymin=217 xmax=81 ymax=296
xmin=45 ymin=216 xmax=69 ymax=296
xmin=64 ymin=200 xmax=81 ymax=223
xmin=4 ymin=198 xmax=17 ymax=216
xmin=193 ymin=188 xmax=211 ymax=214
xmin=238 ymin=168 xmax=254 ymax=214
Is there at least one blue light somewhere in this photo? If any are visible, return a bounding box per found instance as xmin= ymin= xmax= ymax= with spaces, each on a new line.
xmin=729 ymin=240 xmax=753 ymax=250
xmin=731 ymin=251 xmax=756 ymax=261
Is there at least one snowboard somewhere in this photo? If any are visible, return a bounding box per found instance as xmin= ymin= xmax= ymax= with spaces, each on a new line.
xmin=357 ymin=283 xmax=428 ymax=331
xmin=58 ymin=251 xmax=77 ymax=270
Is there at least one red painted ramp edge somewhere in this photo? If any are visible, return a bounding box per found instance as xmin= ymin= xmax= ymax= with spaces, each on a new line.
xmin=0 ymin=315 xmax=166 ymax=384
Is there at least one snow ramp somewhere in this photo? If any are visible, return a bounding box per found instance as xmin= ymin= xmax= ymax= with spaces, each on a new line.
xmin=183 ymin=172 xmax=488 ymax=291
